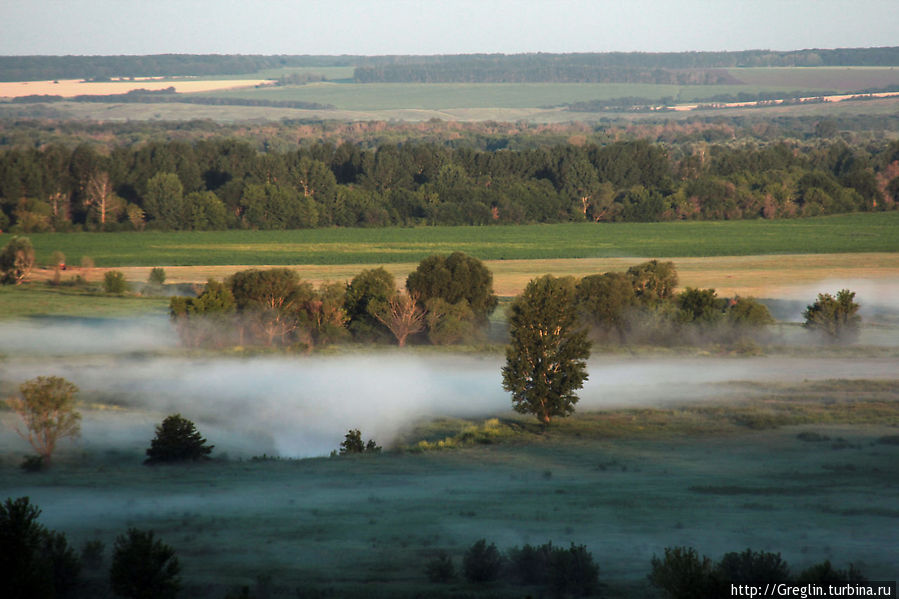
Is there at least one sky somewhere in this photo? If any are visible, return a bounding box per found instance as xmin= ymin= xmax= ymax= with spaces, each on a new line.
xmin=1 ymin=0 xmax=897 ymax=56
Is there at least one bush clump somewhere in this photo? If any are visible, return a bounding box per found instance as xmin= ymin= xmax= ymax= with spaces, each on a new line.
xmin=463 ymin=539 xmax=504 ymax=583
xmin=508 ymin=541 xmax=600 ymax=595
xmin=650 ymin=546 xmax=865 ymax=598
xmin=337 ymin=429 xmax=381 ymax=455
xmin=103 ymin=270 xmax=127 ymax=294
xmin=147 ymin=267 xmax=166 ymax=286
xmin=109 ymin=528 xmax=180 ymax=599
xmin=425 ymin=550 xmax=456 ymax=583
xmin=145 ymin=414 xmax=213 ymax=464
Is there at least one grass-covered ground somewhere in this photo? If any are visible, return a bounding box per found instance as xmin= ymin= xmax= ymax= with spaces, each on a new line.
xmin=0 ymin=283 xmax=170 ymax=318
xmin=23 ymin=212 xmax=899 ymax=268
xmin=1 ymin=379 xmax=897 ymax=598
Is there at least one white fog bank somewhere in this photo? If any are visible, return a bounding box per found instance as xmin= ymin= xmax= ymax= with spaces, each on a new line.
xmin=2 ymin=353 xmax=897 ymax=458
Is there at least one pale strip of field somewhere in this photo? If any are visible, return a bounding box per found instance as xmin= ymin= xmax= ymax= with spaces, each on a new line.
xmin=0 ymin=78 xmax=275 ymax=98
xmin=46 ymin=253 xmax=899 ymax=299
xmin=671 ymin=91 xmax=899 ymax=111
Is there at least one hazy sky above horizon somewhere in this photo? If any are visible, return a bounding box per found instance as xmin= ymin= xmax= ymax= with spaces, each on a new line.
xmin=2 ymin=0 xmax=896 ymax=56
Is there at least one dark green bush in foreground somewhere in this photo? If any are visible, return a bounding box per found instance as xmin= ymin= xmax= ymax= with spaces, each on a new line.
xmin=650 ymin=545 xmax=866 ymax=598
xmin=463 ymin=539 xmax=504 ymax=583
xmin=0 ymin=496 xmax=81 ymax=599
xmin=109 ymin=528 xmax=180 ymax=599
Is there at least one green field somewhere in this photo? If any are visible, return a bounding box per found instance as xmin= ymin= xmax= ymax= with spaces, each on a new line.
xmin=202 ymin=81 xmax=836 ymax=111
xmin=22 ymin=212 xmax=899 ymax=268
xmin=0 ymin=284 xmax=169 ymax=318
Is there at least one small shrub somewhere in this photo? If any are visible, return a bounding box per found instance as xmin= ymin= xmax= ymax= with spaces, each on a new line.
xmin=715 ymin=548 xmax=790 ymax=584
xmin=145 ymin=414 xmax=213 ymax=464
xmin=103 ymin=270 xmax=127 ymax=294
xmin=876 ymin=435 xmax=899 ymax=446
xmin=508 ymin=542 xmax=553 ymax=585
xmin=425 ymin=550 xmax=456 ymax=583
xmin=549 ymin=543 xmax=600 ymax=597
xmin=19 ymin=455 xmax=45 ymax=472
xmin=796 ymin=560 xmax=866 ymax=584
xmin=649 ymin=546 xmax=716 ymax=599
xmin=797 ymin=432 xmax=831 ymax=442
xmin=148 ymin=267 xmax=166 ymax=286
xmin=463 ymin=539 xmax=503 ymax=583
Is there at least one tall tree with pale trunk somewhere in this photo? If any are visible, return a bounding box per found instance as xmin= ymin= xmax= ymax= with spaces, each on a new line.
xmin=369 ymin=290 xmax=426 ymax=347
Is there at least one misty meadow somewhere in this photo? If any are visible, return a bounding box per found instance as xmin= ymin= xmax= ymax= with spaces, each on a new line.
xmin=3 ymin=6 xmax=899 ymax=594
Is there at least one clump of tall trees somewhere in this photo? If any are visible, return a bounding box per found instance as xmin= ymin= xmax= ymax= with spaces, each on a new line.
xmin=170 ymin=251 xmax=498 ymax=350
xmin=572 ymin=260 xmax=775 ymax=347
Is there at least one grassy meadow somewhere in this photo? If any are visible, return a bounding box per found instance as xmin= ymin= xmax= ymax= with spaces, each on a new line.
xmin=1 ymin=377 xmax=897 ymax=597
xmin=24 ymin=212 xmax=899 ymax=269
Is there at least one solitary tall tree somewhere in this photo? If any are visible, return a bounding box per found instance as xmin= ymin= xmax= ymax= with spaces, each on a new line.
xmin=502 ymin=275 xmax=591 ymax=426
xmin=6 ymin=376 xmax=81 ymax=465
xmin=145 ymin=414 xmax=213 ymax=464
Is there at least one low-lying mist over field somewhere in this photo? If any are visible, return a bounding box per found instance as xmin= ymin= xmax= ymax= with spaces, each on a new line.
xmin=2 ymin=326 xmax=897 ymax=458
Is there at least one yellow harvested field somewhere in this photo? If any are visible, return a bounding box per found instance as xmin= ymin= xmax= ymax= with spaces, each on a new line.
xmin=0 ymin=78 xmax=275 ymax=98
xmin=42 ymin=252 xmax=899 ymax=299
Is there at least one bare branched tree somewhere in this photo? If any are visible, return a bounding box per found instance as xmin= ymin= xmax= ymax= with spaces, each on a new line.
xmin=369 ymin=290 xmax=426 ymax=347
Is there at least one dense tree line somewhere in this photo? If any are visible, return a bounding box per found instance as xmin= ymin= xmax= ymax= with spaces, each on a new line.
xmin=352 ymin=48 xmax=899 ymax=82
xmin=3 ymin=113 xmax=899 ymax=155
xmin=354 ymin=64 xmax=738 ymax=84
xmin=1 ymin=136 xmax=897 ymax=233
xmin=0 ymin=54 xmax=354 ymax=82
xmin=3 ymin=48 xmax=898 ymax=83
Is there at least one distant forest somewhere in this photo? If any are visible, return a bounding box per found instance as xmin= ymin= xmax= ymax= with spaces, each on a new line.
xmin=2 ymin=136 xmax=897 ymax=233
xmin=2 ymin=47 xmax=899 ymax=82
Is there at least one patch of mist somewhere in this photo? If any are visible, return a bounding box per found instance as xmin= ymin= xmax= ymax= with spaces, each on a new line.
xmin=3 ymin=353 xmax=898 ymax=459
xmin=0 ymin=316 xmax=177 ymax=356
